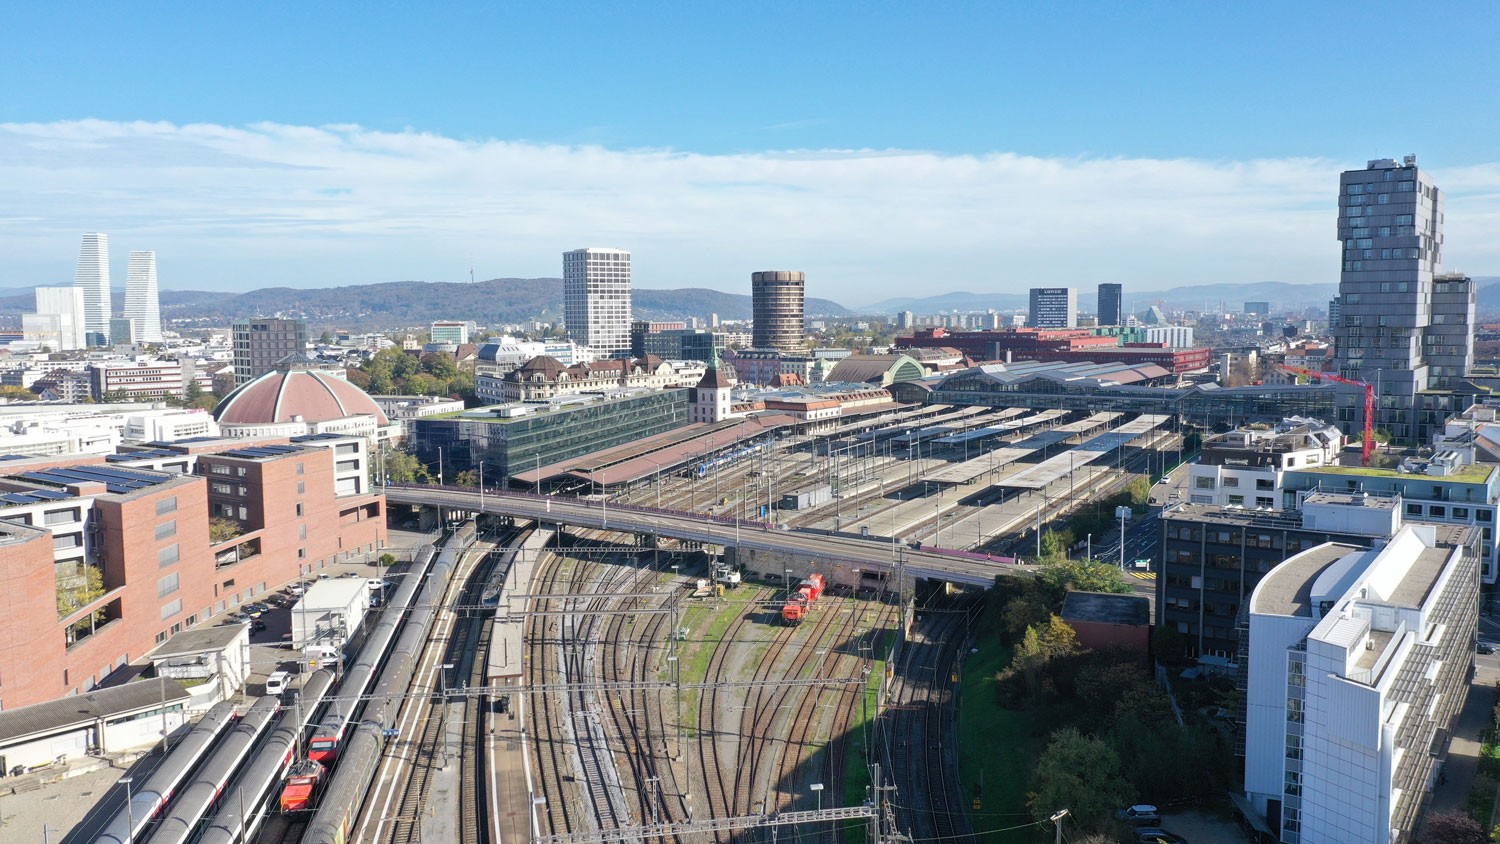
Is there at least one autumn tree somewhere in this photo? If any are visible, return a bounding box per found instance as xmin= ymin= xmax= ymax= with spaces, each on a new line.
xmin=1028 ymin=728 xmax=1134 ymax=829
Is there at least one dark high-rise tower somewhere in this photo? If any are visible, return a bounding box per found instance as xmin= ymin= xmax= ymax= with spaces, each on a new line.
xmin=1332 ymin=156 xmax=1472 ymax=442
xmin=1097 ymin=283 xmax=1123 ymax=326
xmin=751 ymin=271 xmax=805 ymax=351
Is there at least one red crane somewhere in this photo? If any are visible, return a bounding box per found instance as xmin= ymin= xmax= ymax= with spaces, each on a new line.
xmin=1279 ymin=365 xmax=1375 ymax=466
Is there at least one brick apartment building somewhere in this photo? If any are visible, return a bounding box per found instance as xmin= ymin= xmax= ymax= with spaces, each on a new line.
xmin=897 ymin=327 xmax=1213 ymax=375
xmin=0 ymin=435 xmax=384 ymax=709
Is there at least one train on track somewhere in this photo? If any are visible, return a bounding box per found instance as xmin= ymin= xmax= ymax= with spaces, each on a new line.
xmin=781 ymin=573 xmax=826 ymax=623
xmin=302 ymin=522 xmax=478 ymax=844
xmin=693 ymin=438 xmax=770 ymax=478
xmin=305 ymin=542 xmax=443 ymax=765
xmin=89 ymin=702 xmax=240 ymax=844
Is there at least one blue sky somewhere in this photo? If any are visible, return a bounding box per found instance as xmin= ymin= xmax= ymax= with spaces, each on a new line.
xmin=3 ymin=2 xmax=1500 ymax=305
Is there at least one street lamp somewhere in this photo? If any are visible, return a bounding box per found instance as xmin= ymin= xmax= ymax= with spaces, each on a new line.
xmin=121 ymin=776 xmax=134 ymax=838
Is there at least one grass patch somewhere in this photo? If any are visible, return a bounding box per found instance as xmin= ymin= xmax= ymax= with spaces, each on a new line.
xmin=842 ymin=630 xmax=890 ymax=844
xmin=958 ymin=641 xmax=1041 ymax=844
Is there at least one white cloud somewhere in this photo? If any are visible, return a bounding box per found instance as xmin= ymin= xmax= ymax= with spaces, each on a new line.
xmin=0 ymin=120 xmax=1495 ymax=305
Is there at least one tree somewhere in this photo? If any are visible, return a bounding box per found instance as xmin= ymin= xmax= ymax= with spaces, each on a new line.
xmin=1027 ymin=728 xmax=1134 ymax=829
xmin=0 ymin=385 xmax=37 ymax=401
xmin=57 ymin=564 xmax=106 ymax=619
xmin=1037 ymin=528 xmax=1072 ymax=564
xmin=209 ymin=517 xmax=241 ymax=544
xmin=1418 ymin=812 xmax=1487 ymax=844
xmin=1035 ymin=559 xmax=1132 ymax=606
xmin=453 ymin=468 xmax=480 ymax=487
xmin=381 ymin=447 xmax=431 ymax=484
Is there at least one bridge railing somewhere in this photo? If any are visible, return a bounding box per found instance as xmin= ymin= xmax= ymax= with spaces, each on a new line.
xmin=385 ymin=482 xmax=1024 ymax=568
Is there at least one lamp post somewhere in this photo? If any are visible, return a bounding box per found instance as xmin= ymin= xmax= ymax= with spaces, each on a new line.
xmin=646 ymin=457 xmax=663 ymax=509
xmin=811 ymin=782 xmax=825 ymax=838
xmin=1115 ymin=505 xmax=1132 ymax=570
xmin=122 ymin=776 xmax=134 ymax=838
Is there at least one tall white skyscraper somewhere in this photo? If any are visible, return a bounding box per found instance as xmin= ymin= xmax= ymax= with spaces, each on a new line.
xmin=124 ymin=250 xmax=163 ymax=343
xmin=563 ymin=247 xmax=632 ymax=357
xmin=73 ymin=233 xmax=111 ymax=343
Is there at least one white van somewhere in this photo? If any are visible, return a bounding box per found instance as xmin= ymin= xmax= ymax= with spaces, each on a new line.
xmin=265 ymin=671 xmax=291 ymax=696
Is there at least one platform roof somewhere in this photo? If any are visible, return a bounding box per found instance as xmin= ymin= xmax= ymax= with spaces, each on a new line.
xmin=998 ymin=414 xmax=1171 ymax=490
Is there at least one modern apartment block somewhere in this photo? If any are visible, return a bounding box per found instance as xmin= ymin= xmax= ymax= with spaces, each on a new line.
xmin=0 ymin=437 xmax=385 ymax=709
xmin=1332 ymin=156 xmax=1475 ymax=443
xmin=124 ymin=250 xmax=163 ymax=343
xmin=1187 ymin=419 xmax=1343 ymax=510
xmin=232 ymin=318 xmax=308 ymax=386
xmin=1097 ymin=283 xmax=1123 ymax=326
xmin=1158 ymin=492 xmax=1466 ymax=659
xmin=751 ymin=270 xmax=806 ymax=351
xmin=1243 ymin=524 xmax=1476 ymax=843
xmin=74 ymin=233 xmax=111 ymax=344
xmin=1028 ymin=287 xmax=1077 ymax=328
xmin=563 ymin=247 xmax=632 ymax=357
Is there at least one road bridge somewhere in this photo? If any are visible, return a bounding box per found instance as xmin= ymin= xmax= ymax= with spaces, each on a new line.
xmin=383 ymin=484 xmax=1020 ymax=587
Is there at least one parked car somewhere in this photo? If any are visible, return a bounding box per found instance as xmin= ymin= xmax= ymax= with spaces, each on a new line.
xmin=287 ymin=584 xmax=306 ymax=597
xmin=252 ymin=619 xmax=268 ymax=632
xmin=1118 ymin=805 xmax=1162 ymax=825
xmin=1479 ymin=641 xmax=1495 ymax=655
xmin=1136 ymin=829 xmax=1186 ymax=844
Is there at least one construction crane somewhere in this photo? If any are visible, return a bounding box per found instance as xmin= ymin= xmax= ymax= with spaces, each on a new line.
xmin=1279 ymin=365 xmax=1375 ymax=466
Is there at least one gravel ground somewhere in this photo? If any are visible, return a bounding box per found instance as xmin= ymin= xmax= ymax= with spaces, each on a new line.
xmin=1 ymin=764 xmax=130 ymax=843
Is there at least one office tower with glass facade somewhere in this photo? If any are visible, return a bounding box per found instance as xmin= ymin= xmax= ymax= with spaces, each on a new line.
xmin=232 ymin=318 xmax=309 ymax=386
xmin=1097 ymin=283 xmax=1122 ymax=326
xmin=1028 ymin=287 xmax=1077 ymax=328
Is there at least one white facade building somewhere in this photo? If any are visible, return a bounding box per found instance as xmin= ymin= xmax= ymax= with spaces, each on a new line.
xmin=563 ymin=248 xmax=632 ymax=357
xmin=1243 ymin=524 xmax=1477 ymax=842
xmin=1144 ymin=325 xmax=1195 ymax=348
xmin=124 ymin=250 xmax=163 ymax=343
xmin=1188 ymin=419 xmax=1343 ymax=509
xmin=26 ymin=287 xmax=87 ymax=350
xmin=74 ymin=233 xmax=111 ymax=343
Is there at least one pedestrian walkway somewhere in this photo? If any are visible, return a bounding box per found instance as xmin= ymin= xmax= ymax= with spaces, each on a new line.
xmin=1129 ymin=570 xmax=1156 ymax=580
xmin=1427 ymin=661 xmax=1499 ymax=819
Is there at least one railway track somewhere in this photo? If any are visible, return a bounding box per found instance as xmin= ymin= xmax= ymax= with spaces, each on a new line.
xmin=359 ymin=533 xmax=505 ymax=844
xmin=883 ymin=593 xmax=980 ymax=844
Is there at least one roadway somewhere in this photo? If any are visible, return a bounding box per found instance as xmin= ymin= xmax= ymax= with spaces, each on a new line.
xmin=382 ymin=485 xmax=1018 ymax=587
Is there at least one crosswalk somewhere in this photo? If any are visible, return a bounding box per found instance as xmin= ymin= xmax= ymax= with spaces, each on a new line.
xmin=1128 ymin=570 xmax=1157 ymax=581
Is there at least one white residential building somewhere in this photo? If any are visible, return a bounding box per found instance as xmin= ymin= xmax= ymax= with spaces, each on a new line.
xmin=74 ymin=233 xmax=111 ymax=343
xmin=1243 ymin=524 xmax=1477 ymax=843
xmin=124 ymin=250 xmax=163 ymax=343
xmin=1188 ymin=419 xmax=1344 ymax=509
xmin=563 ymin=248 xmax=632 ymax=357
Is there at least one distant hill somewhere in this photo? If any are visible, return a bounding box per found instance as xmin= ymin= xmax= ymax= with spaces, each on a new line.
xmin=0 ymin=278 xmax=851 ymax=329
xmin=863 ymin=281 xmax=1341 ymax=314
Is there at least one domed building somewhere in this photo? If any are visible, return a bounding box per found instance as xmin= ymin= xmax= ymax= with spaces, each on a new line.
xmin=214 ymin=356 xmax=400 ymax=443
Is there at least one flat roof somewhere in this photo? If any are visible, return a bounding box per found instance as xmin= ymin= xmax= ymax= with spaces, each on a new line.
xmin=1060 ymin=591 xmax=1150 ymax=626
xmin=1388 ymin=544 xmax=1453 ymax=607
xmin=554 ymin=413 xmax=799 ymax=487
xmin=1300 ymin=463 xmax=1496 ymax=484
xmin=999 ymin=414 xmax=1169 ymax=489
xmin=296 ymin=578 xmax=368 ymax=608
xmin=149 ymin=623 xmax=249 ymax=659
xmin=0 ymin=678 xmax=190 ymax=744
xmin=1252 ymin=543 xmax=1361 ymax=617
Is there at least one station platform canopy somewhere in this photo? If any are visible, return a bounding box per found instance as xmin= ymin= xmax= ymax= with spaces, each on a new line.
xmin=997 ymin=414 xmax=1171 ymax=490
